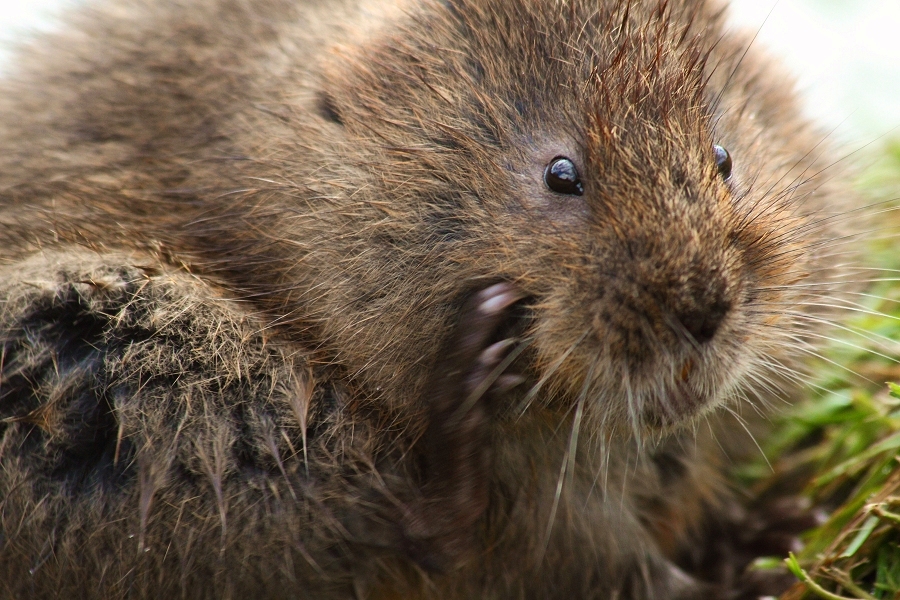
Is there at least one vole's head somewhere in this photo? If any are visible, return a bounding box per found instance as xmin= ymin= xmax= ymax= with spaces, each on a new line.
xmin=281 ymin=0 xmax=850 ymax=433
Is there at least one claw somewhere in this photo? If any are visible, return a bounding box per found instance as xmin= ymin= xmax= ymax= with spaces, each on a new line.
xmin=477 ymin=282 xmax=524 ymax=316
xmin=495 ymin=374 xmax=526 ymax=393
xmin=402 ymin=282 xmax=524 ymax=570
xmin=479 ymin=339 xmax=516 ymax=370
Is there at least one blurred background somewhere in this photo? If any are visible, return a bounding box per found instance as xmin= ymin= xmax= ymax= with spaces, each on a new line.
xmin=727 ymin=0 xmax=900 ymax=149
xmin=0 ymin=0 xmax=898 ymax=147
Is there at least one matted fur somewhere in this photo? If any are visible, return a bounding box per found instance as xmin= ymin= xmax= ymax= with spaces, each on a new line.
xmin=0 ymin=0 xmax=857 ymax=598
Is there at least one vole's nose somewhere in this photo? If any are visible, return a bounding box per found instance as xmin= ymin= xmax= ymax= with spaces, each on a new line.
xmin=596 ymin=237 xmax=738 ymax=362
xmin=676 ymin=297 xmax=731 ymax=344
xmin=664 ymin=268 xmax=734 ymax=345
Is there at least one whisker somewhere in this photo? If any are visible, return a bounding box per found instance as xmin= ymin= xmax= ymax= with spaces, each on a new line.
xmin=752 ymin=357 xmax=808 ymax=387
xmin=782 ymin=327 xmax=900 ymax=365
xmin=539 ymin=361 xmax=594 ymax=564
xmin=765 ymin=335 xmax=875 ymax=385
xmin=515 ymin=331 xmax=589 ymax=419
xmin=758 ymin=278 xmax=900 ymax=290
xmin=763 ymin=300 xmax=900 ymax=323
xmin=776 ymin=309 xmax=900 ymax=353
xmin=721 ymin=404 xmax=772 ymax=472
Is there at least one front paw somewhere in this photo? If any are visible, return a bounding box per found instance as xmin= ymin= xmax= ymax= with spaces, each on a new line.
xmin=403 ymin=282 xmax=524 ymax=569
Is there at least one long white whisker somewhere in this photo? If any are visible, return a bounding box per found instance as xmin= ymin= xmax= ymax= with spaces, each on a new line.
xmin=515 ymin=331 xmax=589 ymax=420
xmin=721 ymin=404 xmax=772 ymax=472
xmin=539 ymin=361 xmax=594 ymax=565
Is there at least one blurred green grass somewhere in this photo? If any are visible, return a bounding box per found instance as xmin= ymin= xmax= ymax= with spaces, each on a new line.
xmin=743 ymin=140 xmax=900 ymax=599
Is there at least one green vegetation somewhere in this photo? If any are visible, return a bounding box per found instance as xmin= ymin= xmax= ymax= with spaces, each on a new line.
xmin=745 ymin=141 xmax=900 ymax=599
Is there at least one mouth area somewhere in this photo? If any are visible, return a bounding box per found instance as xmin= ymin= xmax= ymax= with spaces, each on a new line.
xmin=641 ymin=381 xmax=710 ymax=429
xmin=635 ymin=353 xmax=744 ymax=430
xmin=504 ymin=293 xmax=741 ymax=430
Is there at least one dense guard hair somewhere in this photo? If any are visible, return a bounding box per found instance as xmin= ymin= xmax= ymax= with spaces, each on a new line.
xmin=0 ymin=0 xmax=858 ymax=598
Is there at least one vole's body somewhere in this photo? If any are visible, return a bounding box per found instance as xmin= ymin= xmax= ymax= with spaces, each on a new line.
xmin=0 ymin=0 xmax=853 ymax=598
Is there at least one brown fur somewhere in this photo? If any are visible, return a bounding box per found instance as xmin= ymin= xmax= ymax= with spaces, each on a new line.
xmin=0 ymin=0 xmax=857 ymax=598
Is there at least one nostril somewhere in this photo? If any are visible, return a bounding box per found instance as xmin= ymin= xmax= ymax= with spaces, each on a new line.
xmin=678 ymin=299 xmax=731 ymax=344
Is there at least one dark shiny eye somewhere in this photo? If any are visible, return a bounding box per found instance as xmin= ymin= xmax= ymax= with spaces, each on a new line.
xmin=713 ymin=145 xmax=733 ymax=181
xmin=544 ymin=157 xmax=584 ymax=196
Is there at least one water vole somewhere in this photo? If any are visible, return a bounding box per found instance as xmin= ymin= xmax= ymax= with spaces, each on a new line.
xmin=0 ymin=0 xmax=857 ymax=598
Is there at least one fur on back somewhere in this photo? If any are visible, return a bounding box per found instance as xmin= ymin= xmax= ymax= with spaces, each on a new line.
xmin=0 ymin=0 xmax=857 ymax=598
